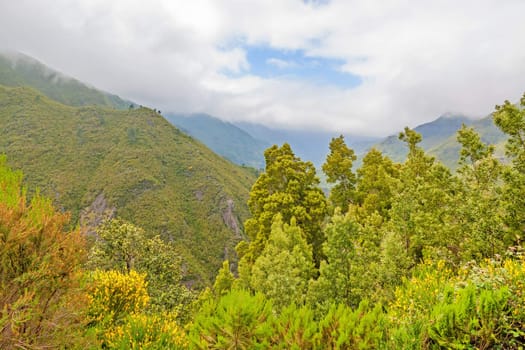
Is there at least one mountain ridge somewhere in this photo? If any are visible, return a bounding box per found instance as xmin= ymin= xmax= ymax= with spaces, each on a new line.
xmin=0 ymin=50 xmax=133 ymax=109
xmin=166 ymin=113 xmax=270 ymax=169
xmin=373 ymin=112 xmax=507 ymax=170
xmin=0 ymin=84 xmax=256 ymax=285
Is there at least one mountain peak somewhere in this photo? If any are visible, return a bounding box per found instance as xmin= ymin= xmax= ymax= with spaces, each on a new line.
xmin=0 ymin=51 xmax=132 ymax=109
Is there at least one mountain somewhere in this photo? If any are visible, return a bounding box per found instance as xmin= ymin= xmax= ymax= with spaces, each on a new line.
xmin=235 ymin=122 xmax=380 ymax=168
xmin=0 ymin=50 xmax=132 ymax=109
xmin=166 ymin=113 xmax=270 ymax=169
xmin=165 ymin=113 xmax=380 ymax=170
xmin=428 ymin=115 xmax=507 ymax=169
xmin=0 ymin=85 xmax=256 ymax=285
xmin=373 ymin=113 xmax=507 ymax=170
xmin=375 ymin=114 xmax=472 ymax=163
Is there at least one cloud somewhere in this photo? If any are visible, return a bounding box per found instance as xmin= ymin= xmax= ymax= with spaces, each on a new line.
xmin=1 ymin=0 xmax=524 ymax=136
xmin=266 ymin=58 xmax=298 ymax=69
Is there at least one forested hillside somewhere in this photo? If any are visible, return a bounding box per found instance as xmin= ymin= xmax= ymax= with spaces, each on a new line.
xmin=190 ymin=94 xmax=525 ymax=349
xmin=2 ymin=92 xmax=525 ymax=349
xmin=0 ymin=51 xmax=132 ymax=109
xmin=0 ymin=85 xmax=256 ymax=284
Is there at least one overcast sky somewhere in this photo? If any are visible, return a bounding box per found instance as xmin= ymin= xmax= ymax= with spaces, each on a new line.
xmin=1 ymin=0 xmax=524 ymax=136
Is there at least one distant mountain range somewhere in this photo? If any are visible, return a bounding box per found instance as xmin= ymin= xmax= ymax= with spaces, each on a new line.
xmin=234 ymin=122 xmax=380 ymax=167
xmin=166 ymin=111 xmax=507 ymax=172
xmin=0 ymin=51 xmax=256 ymax=285
xmin=374 ymin=113 xmax=507 ymax=170
xmin=166 ymin=114 xmax=381 ymax=169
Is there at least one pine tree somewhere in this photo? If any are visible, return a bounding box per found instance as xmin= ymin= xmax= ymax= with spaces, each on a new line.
xmin=190 ymin=290 xmax=274 ymax=349
xmin=213 ymin=260 xmax=235 ymax=298
xmin=383 ymin=128 xmax=460 ymax=278
xmin=493 ymin=93 xmax=525 ymax=242
xmin=456 ymin=125 xmax=506 ymax=258
xmin=355 ymin=148 xmax=400 ymax=218
xmin=250 ymin=215 xmax=314 ymax=309
xmin=322 ymin=135 xmax=357 ymax=212
xmin=237 ymin=143 xmax=327 ymax=285
xmin=308 ymin=211 xmax=360 ymax=310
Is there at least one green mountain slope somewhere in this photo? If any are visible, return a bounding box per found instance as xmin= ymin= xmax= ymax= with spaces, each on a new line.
xmin=166 ymin=113 xmax=269 ymax=169
xmin=0 ymin=85 xmax=256 ymax=285
xmin=375 ymin=114 xmax=472 ymax=162
xmin=0 ymin=51 xmax=131 ymax=109
xmin=374 ymin=113 xmax=507 ymax=170
xmin=429 ymin=115 xmax=507 ymax=169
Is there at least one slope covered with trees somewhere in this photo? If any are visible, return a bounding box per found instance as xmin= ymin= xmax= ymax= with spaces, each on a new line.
xmin=0 ymin=51 xmax=132 ymax=109
xmin=0 ymin=85 xmax=256 ymax=284
xmin=189 ymin=93 xmax=525 ymax=349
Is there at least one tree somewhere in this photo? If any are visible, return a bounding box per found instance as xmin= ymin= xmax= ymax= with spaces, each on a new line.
xmin=493 ymin=94 xmax=525 ymax=173
xmin=322 ymin=135 xmax=357 ymax=212
xmin=456 ymin=125 xmax=506 ymax=259
xmin=212 ymin=260 xmax=235 ymax=298
xmin=493 ymin=93 xmax=525 ymax=242
xmin=383 ymin=128 xmax=461 ymax=278
xmin=237 ymin=143 xmax=327 ymax=283
xmin=88 ymin=219 xmax=143 ymax=273
xmin=355 ymin=148 xmax=400 ymax=218
xmin=308 ymin=211 xmax=359 ymax=310
xmin=250 ymin=215 xmax=314 ymax=309
xmin=0 ymin=156 xmax=88 ymax=349
xmin=456 ymin=124 xmax=501 ymax=188
xmin=88 ymin=219 xmax=192 ymax=313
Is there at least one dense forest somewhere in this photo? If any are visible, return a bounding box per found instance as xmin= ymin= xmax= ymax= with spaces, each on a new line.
xmin=2 ymin=93 xmax=525 ymax=349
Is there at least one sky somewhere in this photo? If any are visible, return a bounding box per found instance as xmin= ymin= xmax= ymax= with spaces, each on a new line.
xmin=1 ymin=0 xmax=524 ymax=137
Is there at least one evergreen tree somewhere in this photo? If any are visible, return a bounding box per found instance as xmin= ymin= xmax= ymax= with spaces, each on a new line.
xmin=456 ymin=125 xmax=506 ymax=259
xmin=493 ymin=93 xmax=525 ymax=242
xmin=308 ymin=211 xmax=360 ymax=310
xmin=355 ymin=148 xmax=400 ymax=218
xmin=190 ymin=290 xmax=274 ymax=349
xmin=309 ymin=210 xmax=384 ymax=311
xmin=250 ymin=215 xmax=314 ymax=309
xmin=322 ymin=135 xmax=357 ymax=212
xmin=493 ymin=94 xmax=525 ymax=173
xmin=382 ymin=128 xmax=460 ymax=284
xmin=213 ymin=260 xmax=235 ymax=298
xmin=237 ymin=143 xmax=327 ymax=284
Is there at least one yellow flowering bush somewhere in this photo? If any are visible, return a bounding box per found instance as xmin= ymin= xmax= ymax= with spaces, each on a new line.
xmin=104 ymin=312 xmax=188 ymax=349
xmin=389 ymin=260 xmax=455 ymax=322
xmin=386 ymin=256 xmax=525 ymax=348
xmin=87 ymin=269 xmax=150 ymax=325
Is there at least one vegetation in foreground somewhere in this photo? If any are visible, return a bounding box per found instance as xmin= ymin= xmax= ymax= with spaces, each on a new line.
xmin=1 ymin=93 xmax=525 ymax=348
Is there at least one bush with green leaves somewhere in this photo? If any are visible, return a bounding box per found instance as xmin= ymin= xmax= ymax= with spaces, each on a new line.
xmin=189 ymin=289 xmax=274 ymax=349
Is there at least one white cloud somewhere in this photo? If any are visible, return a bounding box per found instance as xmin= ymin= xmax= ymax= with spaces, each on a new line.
xmin=266 ymin=58 xmax=298 ymax=69
xmin=1 ymin=0 xmax=524 ymax=136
